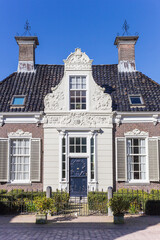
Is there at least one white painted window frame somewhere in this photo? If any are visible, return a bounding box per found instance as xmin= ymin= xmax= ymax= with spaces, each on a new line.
xmin=8 ymin=136 xmax=32 ymax=184
xmin=128 ymin=94 xmax=144 ymax=105
xmin=68 ymin=74 xmax=89 ymax=112
xmin=125 ymin=136 xmax=149 ymax=184
xmin=59 ymin=131 xmax=97 ymax=188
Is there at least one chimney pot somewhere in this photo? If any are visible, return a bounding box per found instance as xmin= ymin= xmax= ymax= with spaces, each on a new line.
xmin=15 ymin=36 xmax=39 ymax=73
xmin=114 ymin=36 xmax=139 ymax=72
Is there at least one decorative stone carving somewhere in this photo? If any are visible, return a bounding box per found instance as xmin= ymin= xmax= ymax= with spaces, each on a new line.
xmin=44 ymin=86 xmax=64 ymax=112
xmin=0 ymin=115 xmax=4 ymax=127
xmin=92 ymin=86 xmax=112 ymax=111
xmin=44 ymin=113 xmax=111 ymax=128
xmin=124 ymin=129 xmax=148 ymax=136
xmin=8 ymin=129 xmax=32 ymax=137
xmin=115 ymin=115 xmax=122 ymax=127
xmin=153 ymin=115 xmax=158 ymax=126
xmin=64 ymin=48 xmax=93 ymax=70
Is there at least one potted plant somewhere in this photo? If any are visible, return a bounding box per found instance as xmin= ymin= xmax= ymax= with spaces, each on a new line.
xmin=33 ymin=196 xmax=56 ymax=224
xmin=109 ymin=196 xmax=130 ymax=224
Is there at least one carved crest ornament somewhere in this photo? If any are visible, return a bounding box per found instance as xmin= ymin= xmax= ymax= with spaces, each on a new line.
xmin=8 ymin=129 xmax=32 ymax=137
xmin=63 ymin=48 xmax=93 ymax=70
xmin=124 ymin=129 xmax=148 ymax=136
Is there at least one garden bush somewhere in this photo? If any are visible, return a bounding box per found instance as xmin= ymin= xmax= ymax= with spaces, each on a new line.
xmin=145 ymin=200 xmax=160 ymax=215
xmin=109 ymin=195 xmax=130 ymax=216
xmin=52 ymin=190 xmax=69 ymax=214
xmin=88 ymin=191 xmax=108 ymax=213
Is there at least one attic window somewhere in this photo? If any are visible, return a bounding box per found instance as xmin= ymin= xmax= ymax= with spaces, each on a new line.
xmin=11 ymin=96 xmax=25 ymax=106
xmin=129 ymin=96 xmax=143 ymax=105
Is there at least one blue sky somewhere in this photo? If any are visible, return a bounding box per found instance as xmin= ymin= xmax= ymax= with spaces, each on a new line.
xmin=0 ymin=0 xmax=160 ymax=83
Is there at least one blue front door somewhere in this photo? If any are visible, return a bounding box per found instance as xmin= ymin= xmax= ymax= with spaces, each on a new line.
xmin=69 ymin=158 xmax=87 ymax=197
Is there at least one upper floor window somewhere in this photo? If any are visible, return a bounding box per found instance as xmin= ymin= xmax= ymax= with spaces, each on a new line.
xmin=70 ymin=76 xmax=86 ymax=110
xmin=11 ymin=96 xmax=25 ymax=106
xmin=129 ymin=95 xmax=143 ymax=105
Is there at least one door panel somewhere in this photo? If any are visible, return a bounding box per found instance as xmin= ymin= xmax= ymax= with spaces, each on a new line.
xmin=69 ymin=158 xmax=87 ymax=197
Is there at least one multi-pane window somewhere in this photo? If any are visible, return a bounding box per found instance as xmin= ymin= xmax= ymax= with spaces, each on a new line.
xmin=70 ymin=76 xmax=86 ymax=110
xmin=90 ymin=137 xmax=95 ymax=180
xmin=10 ymin=139 xmax=30 ymax=181
xmin=69 ymin=137 xmax=87 ymax=153
xmin=127 ymin=138 xmax=146 ymax=180
xmin=62 ymin=137 xmax=66 ymax=180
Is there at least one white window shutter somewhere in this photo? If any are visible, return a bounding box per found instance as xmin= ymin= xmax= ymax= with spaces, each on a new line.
xmin=148 ymin=138 xmax=159 ymax=181
xmin=30 ymin=139 xmax=41 ymax=182
xmin=0 ymin=139 xmax=8 ymax=182
xmin=116 ymin=138 xmax=126 ymax=181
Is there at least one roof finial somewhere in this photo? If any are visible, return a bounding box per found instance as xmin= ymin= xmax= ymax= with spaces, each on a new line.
xmin=23 ymin=20 xmax=31 ymax=36
xmin=122 ymin=20 xmax=129 ymax=36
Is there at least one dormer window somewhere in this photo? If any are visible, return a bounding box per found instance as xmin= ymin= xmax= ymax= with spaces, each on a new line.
xmin=70 ymin=76 xmax=86 ymax=110
xmin=11 ymin=96 xmax=25 ymax=106
xmin=129 ymin=95 xmax=143 ymax=105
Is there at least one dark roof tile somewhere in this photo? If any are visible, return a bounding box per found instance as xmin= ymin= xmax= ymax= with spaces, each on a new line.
xmin=0 ymin=64 xmax=160 ymax=112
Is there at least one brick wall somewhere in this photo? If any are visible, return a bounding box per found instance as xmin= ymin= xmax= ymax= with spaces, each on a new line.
xmin=115 ymin=122 xmax=160 ymax=137
xmin=0 ymin=123 xmax=44 ymax=191
xmin=19 ymin=44 xmax=35 ymax=62
xmin=114 ymin=123 xmax=160 ymax=190
xmin=118 ymin=44 xmax=135 ymax=62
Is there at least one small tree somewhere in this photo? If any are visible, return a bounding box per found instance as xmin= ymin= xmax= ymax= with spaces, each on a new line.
xmin=109 ymin=196 xmax=130 ymax=216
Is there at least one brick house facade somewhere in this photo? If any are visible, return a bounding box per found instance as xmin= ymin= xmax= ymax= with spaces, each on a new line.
xmin=0 ymin=35 xmax=160 ymax=195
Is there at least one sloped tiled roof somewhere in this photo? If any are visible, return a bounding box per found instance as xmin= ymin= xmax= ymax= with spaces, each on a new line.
xmin=0 ymin=64 xmax=160 ymax=112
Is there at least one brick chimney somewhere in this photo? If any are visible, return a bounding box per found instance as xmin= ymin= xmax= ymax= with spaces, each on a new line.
xmin=15 ymin=36 xmax=39 ymax=72
xmin=114 ymin=36 xmax=139 ymax=72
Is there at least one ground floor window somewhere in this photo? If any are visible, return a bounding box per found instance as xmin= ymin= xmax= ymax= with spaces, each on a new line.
xmin=62 ymin=137 xmax=66 ymax=181
xmin=90 ymin=137 xmax=95 ymax=180
xmin=10 ymin=139 xmax=30 ymax=181
xmin=127 ymin=138 xmax=146 ymax=180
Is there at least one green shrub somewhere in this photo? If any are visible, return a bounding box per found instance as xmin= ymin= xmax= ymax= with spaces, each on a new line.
xmin=52 ymin=191 xmax=69 ymax=214
xmin=33 ymin=196 xmax=56 ymax=215
xmin=145 ymin=200 xmax=160 ymax=215
xmin=109 ymin=196 xmax=130 ymax=216
xmin=88 ymin=192 xmax=108 ymax=213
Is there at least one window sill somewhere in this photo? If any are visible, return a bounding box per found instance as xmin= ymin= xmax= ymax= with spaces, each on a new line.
xmin=125 ymin=182 xmax=150 ymax=186
xmin=7 ymin=182 xmax=32 ymax=186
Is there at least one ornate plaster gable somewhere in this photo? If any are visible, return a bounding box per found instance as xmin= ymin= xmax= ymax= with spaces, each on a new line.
xmin=64 ymin=48 xmax=93 ymax=70
xmin=44 ymin=86 xmax=65 ymax=112
xmin=8 ymin=129 xmax=32 ymax=137
xmin=92 ymin=85 xmax=112 ymax=111
xmin=124 ymin=129 xmax=148 ymax=136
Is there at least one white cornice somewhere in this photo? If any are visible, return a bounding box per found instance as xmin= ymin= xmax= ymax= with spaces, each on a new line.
xmin=114 ymin=112 xmax=160 ymax=126
xmin=116 ymin=111 xmax=160 ymax=115
xmin=0 ymin=112 xmax=44 ymax=126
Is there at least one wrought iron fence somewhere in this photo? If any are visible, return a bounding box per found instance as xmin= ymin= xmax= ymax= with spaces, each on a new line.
xmin=114 ymin=189 xmax=160 ymax=214
xmin=0 ymin=188 xmax=160 ymax=216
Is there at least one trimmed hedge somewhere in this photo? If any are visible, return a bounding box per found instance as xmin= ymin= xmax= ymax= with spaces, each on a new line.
xmin=0 ymin=189 xmax=69 ymax=215
xmin=88 ymin=191 xmax=108 ymax=213
xmin=145 ymin=200 xmax=160 ymax=215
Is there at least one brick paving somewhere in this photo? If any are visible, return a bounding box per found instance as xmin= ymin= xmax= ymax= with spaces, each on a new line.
xmin=0 ymin=215 xmax=160 ymax=240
